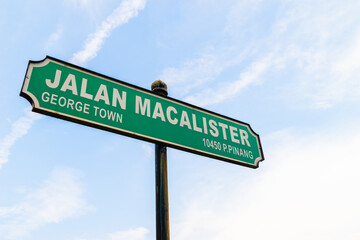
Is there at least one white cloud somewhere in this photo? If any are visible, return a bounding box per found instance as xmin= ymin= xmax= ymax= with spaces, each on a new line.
xmin=44 ymin=25 xmax=64 ymax=51
xmin=160 ymin=53 xmax=224 ymax=96
xmin=183 ymin=54 xmax=272 ymax=106
xmin=317 ymin=31 xmax=360 ymax=106
xmin=171 ymin=125 xmax=360 ymax=240
xmin=270 ymin=1 xmax=360 ymax=109
xmin=157 ymin=0 xmax=268 ymax=105
xmin=108 ymin=227 xmax=149 ymax=240
xmin=141 ymin=143 xmax=153 ymax=159
xmin=0 ymin=168 xmax=92 ymax=239
xmin=71 ymin=0 xmax=146 ymax=66
xmin=160 ymin=0 xmax=360 ymax=108
xmin=0 ymin=107 xmax=41 ymax=168
xmin=71 ymin=227 xmax=149 ymax=240
xmin=65 ymin=0 xmax=91 ymax=8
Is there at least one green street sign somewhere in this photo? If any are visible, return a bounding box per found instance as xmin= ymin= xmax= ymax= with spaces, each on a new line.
xmin=21 ymin=56 xmax=264 ymax=168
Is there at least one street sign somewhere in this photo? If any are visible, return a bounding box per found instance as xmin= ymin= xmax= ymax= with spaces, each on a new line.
xmin=21 ymin=56 xmax=264 ymax=168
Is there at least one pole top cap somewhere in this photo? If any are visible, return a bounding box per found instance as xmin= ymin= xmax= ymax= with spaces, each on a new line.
xmin=151 ymin=80 xmax=168 ymax=96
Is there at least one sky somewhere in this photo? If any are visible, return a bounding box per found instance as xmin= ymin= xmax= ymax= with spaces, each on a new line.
xmin=1 ymin=0 xmax=360 ymax=239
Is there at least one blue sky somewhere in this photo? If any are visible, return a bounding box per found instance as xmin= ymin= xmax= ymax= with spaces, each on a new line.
xmin=1 ymin=0 xmax=360 ymax=239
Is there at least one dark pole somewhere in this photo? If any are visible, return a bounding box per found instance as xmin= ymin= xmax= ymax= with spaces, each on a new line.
xmin=151 ymin=80 xmax=170 ymax=240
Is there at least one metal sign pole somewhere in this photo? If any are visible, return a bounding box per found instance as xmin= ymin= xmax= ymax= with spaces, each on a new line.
xmin=155 ymin=143 xmax=170 ymax=240
xmin=152 ymin=80 xmax=170 ymax=240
